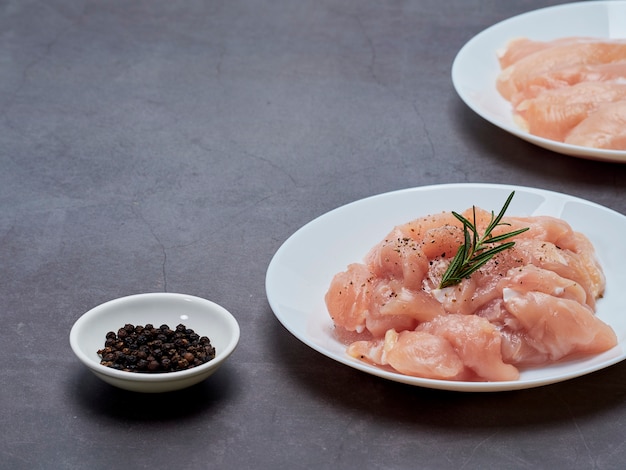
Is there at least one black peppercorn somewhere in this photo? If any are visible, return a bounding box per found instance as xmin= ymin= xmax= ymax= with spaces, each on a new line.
xmin=97 ymin=323 xmax=216 ymax=373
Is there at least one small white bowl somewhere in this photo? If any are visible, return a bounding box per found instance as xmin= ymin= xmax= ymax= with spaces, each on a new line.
xmin=69 ymin=293 xmax=240 ymax=393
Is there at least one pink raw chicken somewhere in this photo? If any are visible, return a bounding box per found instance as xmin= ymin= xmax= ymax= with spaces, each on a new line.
xmin=325 ymin=207 xmax=615 ymax=382
xmin=496 ymin=38 xmax=626 ymax=102
xmin=565 ymin=100 xmax=626 ymax=150
xmin=515 ymin=82 xmax=626 ymax=142
xmin=495 ymin=36 xmax=626 ymax=149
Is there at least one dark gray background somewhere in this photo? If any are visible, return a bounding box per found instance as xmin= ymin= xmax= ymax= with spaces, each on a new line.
xmin=2 ymin=1 xmax=626 ymax=468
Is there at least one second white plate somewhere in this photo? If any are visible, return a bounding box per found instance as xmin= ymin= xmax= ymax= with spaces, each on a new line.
xmin=451 ymin=1 xmax=626 ymax=163
xmin=266 ymin=184 xmax=626 ymax=392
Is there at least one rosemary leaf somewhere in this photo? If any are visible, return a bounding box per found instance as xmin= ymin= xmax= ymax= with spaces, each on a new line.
xmin=438 ymin=191 xmax=529 ymax=289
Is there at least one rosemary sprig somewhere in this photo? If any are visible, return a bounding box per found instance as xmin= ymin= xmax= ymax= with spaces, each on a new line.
xmin=438 ymin=191 xmax=529 ymax=289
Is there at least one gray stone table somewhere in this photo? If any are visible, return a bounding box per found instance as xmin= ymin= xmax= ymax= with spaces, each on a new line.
xmin=2 ymin=0 xmax=626 ymax=468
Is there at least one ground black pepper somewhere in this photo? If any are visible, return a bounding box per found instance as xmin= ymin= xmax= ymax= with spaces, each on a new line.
xmin=97 ymin=323 xmax=216 ymax=373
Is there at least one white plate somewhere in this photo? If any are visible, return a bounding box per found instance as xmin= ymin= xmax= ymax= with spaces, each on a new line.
xmin=266 ymin=184 xmax=626 ymax=392
xmin=451 ymin=1 xmax=626 ymax=163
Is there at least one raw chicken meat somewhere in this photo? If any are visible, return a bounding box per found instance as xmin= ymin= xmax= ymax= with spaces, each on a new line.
xmin=325 ymin=206 xmax=615 ymax=382
xmin=565 ymin=100 xmax=626 ymax=149
xmin=496 ymin=38 xmax=626 ymax=102
xmin=496 ymin=37 xmax=626 ymax=149
xmin=516 ymin=82 xmax=626 ymax=141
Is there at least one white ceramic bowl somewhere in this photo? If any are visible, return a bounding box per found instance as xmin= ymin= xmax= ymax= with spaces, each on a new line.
xmin=69 ymin=293 xmax=240 ymax=393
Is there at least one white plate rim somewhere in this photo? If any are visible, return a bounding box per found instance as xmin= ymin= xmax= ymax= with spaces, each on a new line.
xmin=265 ymin=183 xmax=626 ymax=392
xmin=451 ymin=1 xmax=626 ymax=163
